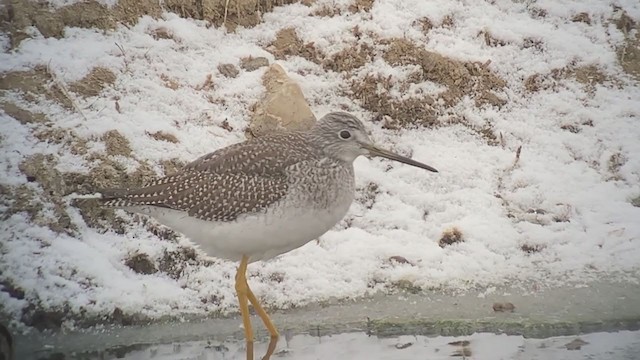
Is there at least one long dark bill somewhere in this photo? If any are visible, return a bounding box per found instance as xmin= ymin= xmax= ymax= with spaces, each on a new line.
xmin=363 ymin=144 xmax=438 ymax=173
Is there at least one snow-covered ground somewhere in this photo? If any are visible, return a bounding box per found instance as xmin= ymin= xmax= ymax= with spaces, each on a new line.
xmin=1 ymin=0 xmax=639 ymax=329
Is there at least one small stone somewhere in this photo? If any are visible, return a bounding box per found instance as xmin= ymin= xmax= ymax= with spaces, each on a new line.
xmin=388 ymin=256 xmax=412 ymax=265
xmin=571 ymin=12 xmax=591 ymax=25
xmin=240 ymin=57 xmax=269 ymax=71
xmin=247 ymin=64 xmax=316 ymax=138
xmin=492 ymin=302 xmax=515 ymax=312
xmin=218 ymin=63 xmax=239 ymax=78
xmin=439 ymin=227 xmax=464 ymax=248
xmin=395 ymin=342 xmax=413 ymax=349
xmin=564 ymin=338 xmax=588 ymax=350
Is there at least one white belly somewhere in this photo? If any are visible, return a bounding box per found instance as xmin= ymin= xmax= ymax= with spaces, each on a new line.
xmin=125 ymin=191 xmax=352 ymax=262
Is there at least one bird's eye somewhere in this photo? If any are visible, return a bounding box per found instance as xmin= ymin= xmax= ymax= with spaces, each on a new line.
xmin=339 ymin=130 xmax=351 ymax=139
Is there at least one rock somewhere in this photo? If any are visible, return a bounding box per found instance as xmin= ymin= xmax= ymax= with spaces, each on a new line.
xmin=240 ymin=57 xmax=269 ymax=71
xmin=564 ymin=338 xmax=589 ymax=350
xmin=247 ymin=64 xmax=316 ymax=138
xmin=492 ymin=302 xmax=515 ymax=312
xmin=218 ymin=63 xmax=239 ymax=78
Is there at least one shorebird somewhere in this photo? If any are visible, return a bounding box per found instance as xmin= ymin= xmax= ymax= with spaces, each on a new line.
xmin=98 ymin=112 xmax=437 ymax=360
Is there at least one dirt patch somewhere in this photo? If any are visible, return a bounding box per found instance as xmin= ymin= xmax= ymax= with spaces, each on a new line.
xmin=347 ymin=38 xmax=506 ymax=130
xmin=158 ymin=246 xmax=213 ymax=279
xmin=240 ymin=56 xmax=270 ymax=71
xmin=414 ymin=17 xmax=434 ymax=34
xmin=268 ymin=27 xmax=323 ymax=63
xmin=217 ymin=63 xmax=239 ymax=78
xmin=69 ymin=67 xmax=117 ymax=98
xmin=349 ymin=73 xmax=438 ymax=128
xmin=124 ymin=252 xmax=158 ymax=275
xmin=313 ymin=4 xmax=340 ymax=17
xmin=10 ymin=149 xmax=160 ymax=235
xmin=0 ymin=101 xmax=47 ymax=124
xmin=572 ymin=12 xmax=591 ymax=25
xmin=102 ymin=130 xmax=132 ymax=157
xmin=0 ymin=279 xmax=26 ymax=300
xmin=438 ymin=227 xmax=464 ymax=248
xmin=524 ymin=65 xmax=608 ymax=93
xmin=1 ymin=0 xmax=304 ymax=45
xmin=164 ymin=0 xmax=300 ymax=31
xmin=15 ymin=155 xmax=79 ymax=234
xmin=75 ymin=200 xmax=128 ymax=234
xmin=382 ymin=39 xmax=506 ymax=106
xmin=34 ymin=127 xmax=89 ymax=155
xmin=573 ymin=65 xmax=607 ymax=87
xmin=348 ymin=0 xmax=374 ymax=13
xmin=521 ymin=244 xmax=545 ymax=254
xmin=324 ymin=43 xmax=375 ymax=73
xmin=2 ymin=0 xmax=162 ymax=48
xmin=0 ymin=66 xmax=73 ymax=109
xmin=20 ymin=303 xmax=67 ymax=331
xmin=615 ymin=12 xmax=640 ymax=81
xmin=492 ymin=302 xmax=515 ymax=313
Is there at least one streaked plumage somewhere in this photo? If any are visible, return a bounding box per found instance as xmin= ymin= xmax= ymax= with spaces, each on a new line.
xmin=96 ymin=111 xmax=437 ymax=360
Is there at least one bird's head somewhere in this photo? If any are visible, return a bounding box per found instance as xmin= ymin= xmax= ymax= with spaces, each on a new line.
xmin=313 ymin=112 xmax=438 ymax=172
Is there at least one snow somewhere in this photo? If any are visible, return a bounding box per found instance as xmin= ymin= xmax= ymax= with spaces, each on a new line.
xmin=1 ymin=0 xmax=640 ymax=329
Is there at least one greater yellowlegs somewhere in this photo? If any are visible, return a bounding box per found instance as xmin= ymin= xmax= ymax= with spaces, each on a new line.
xmin=98 ymin=112 xmax=437 ymax=360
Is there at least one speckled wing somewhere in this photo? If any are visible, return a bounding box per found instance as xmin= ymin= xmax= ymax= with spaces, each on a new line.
xmin=99 ymin=132 xmax=316 ymax=222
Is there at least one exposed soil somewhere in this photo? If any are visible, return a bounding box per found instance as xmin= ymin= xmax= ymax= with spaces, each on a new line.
xmin=0 ymin=65 xmax=73 ymax=109
xmin=164 ymin=0 xmax=301 ymax=31
xmin=345 ymin=38 xmax=506 ymax=131
xmin=69 ymin=67 xmax=117 ymax=98
xmin=348 ymin=0 xmax=374 ymax=13
xmin=615 ymin=12 xmax=640 ymax=80
xmin=0 ymin=101 xmax=47 ymax=124
xmin=102 ymin=130 xmax=133 ymax=157
xmin=439 ymin=227 xmax=465 ymax=248
xmin=217 ymin=63 xmax=240 ymax=78
xmin=240 ymin=56 xmax=270 ymax=71
xmin=524 ymin=64 xmax=608 ymax=93
xmin=158 ymin=246 xmax=214 ymax=280
xmin=269 ymin=27 xmax=323 ymax=63
xmin=13 ymin=155 xmax=76 ymax=234
xmin=324 ymin=43 xmax=375 ymax=73
xmin=124 ymin=252 xmax=158 ymax=275
xmin=1 ymin=0 xmax=162 ymax=49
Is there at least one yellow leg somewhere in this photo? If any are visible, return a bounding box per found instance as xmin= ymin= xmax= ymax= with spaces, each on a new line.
xmin=245 ymin=279 xmax=279 ymax=360
xmin=235 ymin=256 xmax=254 ymax=360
